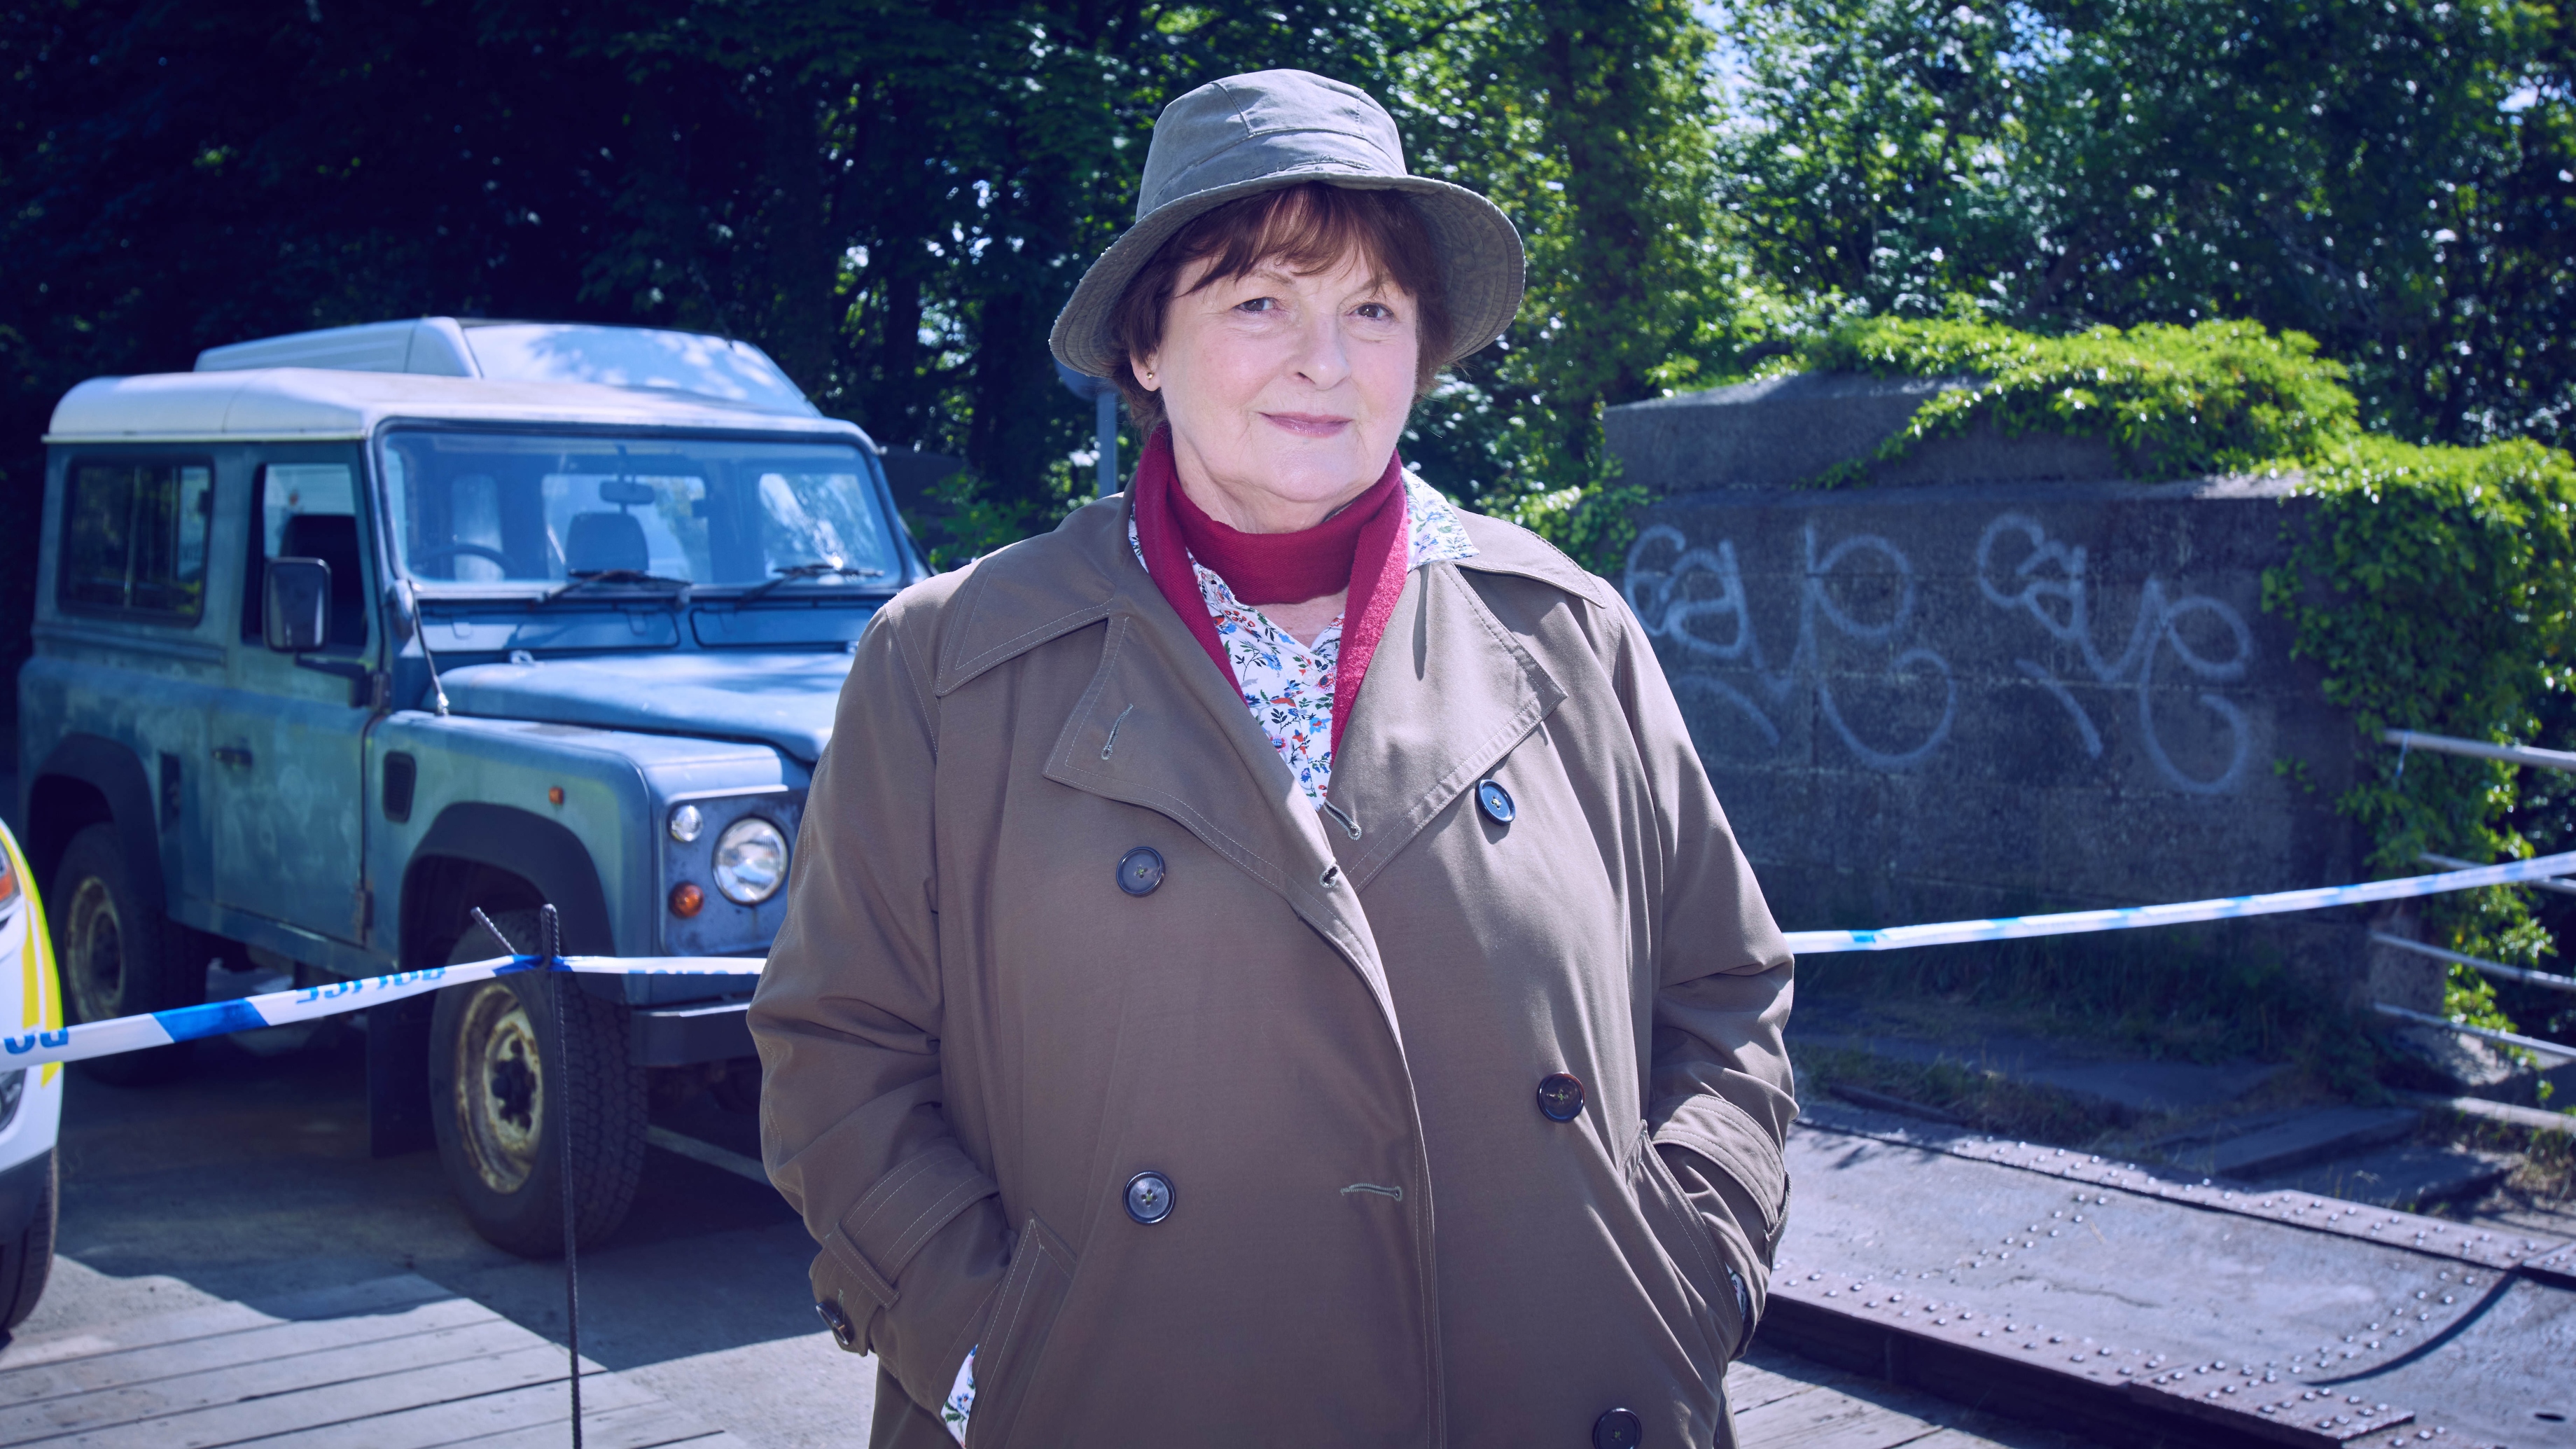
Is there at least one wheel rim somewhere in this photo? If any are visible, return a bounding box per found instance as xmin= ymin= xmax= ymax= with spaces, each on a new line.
xmin=454 ymin=982 xmax=543 ymax=1194
xmin=62 ymin=876 xmax=127 ymax=1024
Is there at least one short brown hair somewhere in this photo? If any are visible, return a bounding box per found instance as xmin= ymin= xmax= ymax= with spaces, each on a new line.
xmin=1109 ymin=182 xmax=1452 ymax=432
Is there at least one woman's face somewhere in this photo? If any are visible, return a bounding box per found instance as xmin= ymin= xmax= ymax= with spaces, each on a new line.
xmin=1137 ymin=248 xmax=1421 ymax=534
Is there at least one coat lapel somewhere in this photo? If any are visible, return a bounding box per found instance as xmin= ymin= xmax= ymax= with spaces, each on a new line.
xmin=1326 ymin=562 xmax=1567 ymax=892
xmin=1038 ymin=553 xmax=1405 ymax=1031
xmin=931 ymin=494 xmax=1567 ymax=1039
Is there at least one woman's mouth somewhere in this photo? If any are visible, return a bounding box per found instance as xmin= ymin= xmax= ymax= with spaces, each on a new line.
xmin=1261 ymin=412 xmax=1353 ymax=438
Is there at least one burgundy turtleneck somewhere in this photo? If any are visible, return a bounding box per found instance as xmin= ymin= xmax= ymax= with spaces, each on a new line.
xmin=1129 ymin=427 xmax=1411 ymax=753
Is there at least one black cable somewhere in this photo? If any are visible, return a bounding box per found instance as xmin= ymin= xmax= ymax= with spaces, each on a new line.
xmin=541 ymin=903 xmax=583 ymax=1449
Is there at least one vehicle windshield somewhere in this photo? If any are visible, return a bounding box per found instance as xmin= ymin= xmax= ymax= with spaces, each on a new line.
xmin=378 ymin=429 xmax=899 ymax=593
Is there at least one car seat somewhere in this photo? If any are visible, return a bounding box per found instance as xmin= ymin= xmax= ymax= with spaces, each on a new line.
xmin=564 ymin=512 xmax=650 ymax=576
xmin=279 ymin=513 xmax=369 ymax=649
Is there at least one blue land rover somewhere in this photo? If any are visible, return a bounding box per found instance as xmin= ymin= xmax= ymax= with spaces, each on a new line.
xmin=17 ymin=318 xmax=924 ymax=1252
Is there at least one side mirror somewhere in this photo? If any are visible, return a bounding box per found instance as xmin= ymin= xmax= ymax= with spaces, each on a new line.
xmin=265 ymin=557 xmax=331 ymax=652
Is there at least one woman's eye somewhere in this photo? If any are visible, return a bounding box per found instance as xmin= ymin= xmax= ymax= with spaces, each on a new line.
xmin=1355 ymin=302 xmax=1397 ymax=321
xmin=1235 ymin=297 xmax=1279 ymax=314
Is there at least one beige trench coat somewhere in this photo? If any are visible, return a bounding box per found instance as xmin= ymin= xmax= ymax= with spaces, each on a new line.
xmin=751 ymin=493 xmax=1795 ymax=1448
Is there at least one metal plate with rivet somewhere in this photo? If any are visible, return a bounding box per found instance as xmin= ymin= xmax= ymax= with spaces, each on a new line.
xmin=1756 ymin=1101 xmax=2561 ymax=1448
xmin=1116 ymin=846 xmax=1165 ymax=896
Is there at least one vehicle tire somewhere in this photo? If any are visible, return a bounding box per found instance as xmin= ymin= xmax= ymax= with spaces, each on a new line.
xmin=48 ymin=824 xmax=205 ymax=1085
xmin=0 ymin=1150 xmax=57 ymax=1333
xmin=429 ymin=910 xmax=646 ymax=1257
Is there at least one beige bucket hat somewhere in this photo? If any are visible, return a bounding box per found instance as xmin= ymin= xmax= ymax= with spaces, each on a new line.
xmin=1047 ymin=69 xmax=1526 ymax=378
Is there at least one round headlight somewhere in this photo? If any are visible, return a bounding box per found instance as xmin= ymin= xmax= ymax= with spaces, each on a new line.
xmin=668 ymin=803 xmax=703 ymax=843
xmin=711 ymin=817 xmax=788 ymax=905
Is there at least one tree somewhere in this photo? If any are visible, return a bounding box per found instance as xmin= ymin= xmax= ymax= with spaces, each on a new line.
xmin=1388 ymin=0 xmax=1727 ymax=567
xmin=1718 ymin=0 xmax=2576 ymax=450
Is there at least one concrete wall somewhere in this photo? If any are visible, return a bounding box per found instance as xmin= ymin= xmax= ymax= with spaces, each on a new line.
xmin=1606 ymin=375 xmax=2371 ymax=982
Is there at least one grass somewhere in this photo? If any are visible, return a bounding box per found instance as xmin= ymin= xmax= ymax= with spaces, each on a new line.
xmin=1795 ymin=922 xmax=2382 ymax=1093
xmin=1789 ymin=1041 xmax=2124 ymax=1149
xmin=2432 ymin=1109 xmax=2576 ymax=1204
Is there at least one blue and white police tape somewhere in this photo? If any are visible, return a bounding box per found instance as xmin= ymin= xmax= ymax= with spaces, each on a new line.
xmin=1782 ymin=847 xmax=2576 ymax=955
xmin=0 ymin=953 xmax=762 ymax=1069
xmin=14 ymin=847 xmax=2576 ymax=1066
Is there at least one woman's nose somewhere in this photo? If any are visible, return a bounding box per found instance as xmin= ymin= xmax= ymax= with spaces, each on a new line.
xmin=1287 ymin=311 xmax=1351 ymax=389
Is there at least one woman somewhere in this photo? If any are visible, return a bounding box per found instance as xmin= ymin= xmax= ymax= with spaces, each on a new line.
xmin=752 ymin=69 xmax=1795 ymax=1449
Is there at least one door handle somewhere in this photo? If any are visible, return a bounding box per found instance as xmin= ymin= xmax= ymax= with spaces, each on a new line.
xmin=214 ymin=745 xmax=253 ymax=768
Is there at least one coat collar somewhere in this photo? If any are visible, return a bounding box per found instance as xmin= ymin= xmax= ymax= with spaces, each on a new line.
xmin=929 ymin=491 xmax=1609 ymax=697
xmin=928 ymin=492 xmax=1593 ymax=1020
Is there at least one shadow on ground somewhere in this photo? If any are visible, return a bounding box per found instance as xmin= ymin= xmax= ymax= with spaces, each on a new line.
xmin=40 ymin=1025 xmax=805 ymax=1356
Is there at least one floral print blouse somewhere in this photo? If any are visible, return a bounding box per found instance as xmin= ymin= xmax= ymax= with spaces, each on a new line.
xmin=1131 ymin=469 xmax=1478 ymax=808
xmin=938 ymin=471 xmax=1478 ymax=1443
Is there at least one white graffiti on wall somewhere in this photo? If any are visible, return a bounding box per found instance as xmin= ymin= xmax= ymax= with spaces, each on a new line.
xmin=1623 ymin=512 xmax=2257 ymax=793
xmin=1974 ymin=513 xmax=2253 ymax=795
xmin=1622 ymin=524 xmax=1957 ymax=768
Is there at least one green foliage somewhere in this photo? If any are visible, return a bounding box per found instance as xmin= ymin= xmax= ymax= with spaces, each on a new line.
xmin=2265 ymin=436 xmax=2576 ymax=867
xmin=1393 ymin=0 xmax=1732 ymax=550
xmin=905 ymin=458 xmax=1094 ymax=573
xmin=1795 ymin=315 xmax=2359 ymax=483
xmin=1480 ymin=465 xmax=1650 ymax=576
xmin=2264 ymin=433 xmax=2576 ymax=978
xmin=1719 ymin=0 xmax=2576 ymax=453
xmin=2444 ymin=963 xmax=2523 ymax=1039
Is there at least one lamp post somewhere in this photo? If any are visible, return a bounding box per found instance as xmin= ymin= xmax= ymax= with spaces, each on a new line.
xmin=1054 ymin=359 xmax=1122 ymax=499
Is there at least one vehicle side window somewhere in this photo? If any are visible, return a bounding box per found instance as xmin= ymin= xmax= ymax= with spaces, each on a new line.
xmin=58 ymin=460 xmax=214 ymax=622
xmin=242 ymin=462 xmax=369 ymax=650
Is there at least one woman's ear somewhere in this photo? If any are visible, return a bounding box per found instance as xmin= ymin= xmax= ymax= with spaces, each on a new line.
xmin=1130 ymin=352 xmax=1161 ymax=393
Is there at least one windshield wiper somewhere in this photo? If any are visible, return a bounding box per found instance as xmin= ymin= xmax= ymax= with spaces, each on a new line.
xmin=728 ymin=560 xmax=889 ymax=604
xmin=543 ymin=569 xmax=695 ymax=604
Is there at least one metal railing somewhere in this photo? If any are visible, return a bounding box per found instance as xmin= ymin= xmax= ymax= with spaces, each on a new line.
xmin=2420 ymin=850 xmax=2576 ymax=896
xmin=2373 ymin=730 xmax=2576 ymax=1065
xmin=2372 ymin=931 xmax=2576 ymax=994
xmin=2373 ymin=1002 xmax=2576 ymax=1062
xmin=2382 ymin=727 xmax=2576 ymax=773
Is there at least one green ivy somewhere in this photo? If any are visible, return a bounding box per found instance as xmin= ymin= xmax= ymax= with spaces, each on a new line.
xmin=2264 ymin=435 xmax=2576 ymax=983
xmin=1792 ymin=315 xmax=2358 ymax=485
xmin=1482 ymin=438 xmax=1650 ymax=577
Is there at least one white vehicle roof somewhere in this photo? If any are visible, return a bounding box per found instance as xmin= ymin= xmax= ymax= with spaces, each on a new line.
xmin=46 ymin=367 xmax=870 ymax=445
xmin=48 ymin=318 xmax=863 ymax=445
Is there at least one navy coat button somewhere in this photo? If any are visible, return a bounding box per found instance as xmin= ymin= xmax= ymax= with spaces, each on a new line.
xmin=1592 ymin=1407 xmax=1643 ymax=1449
xmin=1475 ymin=777 xmax=1515 ymax=824
xmin=814 ymin=1297 xmax=858 ymax=1351
xmin=1536 ymin=1072 xmax=1586 ymax=1122
xmin=1116 ymin=847 xmax=1165 ymax=896
xmin=1125 ymin=1170 xmax=1174 ymax=1224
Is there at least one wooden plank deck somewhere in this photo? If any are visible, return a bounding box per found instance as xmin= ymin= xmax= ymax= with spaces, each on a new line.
xmin=0 ymin=1274 xmax=743 ymax=1449
xmin=0 ymin=1263 xmax=2090 ymax=1449
xmin=1731 ymin=1346 xmax=2099 ymax=1449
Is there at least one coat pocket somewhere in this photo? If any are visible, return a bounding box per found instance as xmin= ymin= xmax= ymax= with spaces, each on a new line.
xmin=1631 ymin=1128 xmax=1746 ymax=1366
xmin=963 ymin=1214 xmax=1078 ymax=1448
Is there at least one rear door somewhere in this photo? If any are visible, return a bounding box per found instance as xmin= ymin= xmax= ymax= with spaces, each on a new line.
xmin=206 ymin=447 xmax=377 ymax=945
xmin=39 ymin=450 xmax=227 ymax=915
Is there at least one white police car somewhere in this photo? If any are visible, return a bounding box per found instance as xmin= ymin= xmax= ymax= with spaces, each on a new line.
xmin=0 ymin=819 xmax=63 ymax=1331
